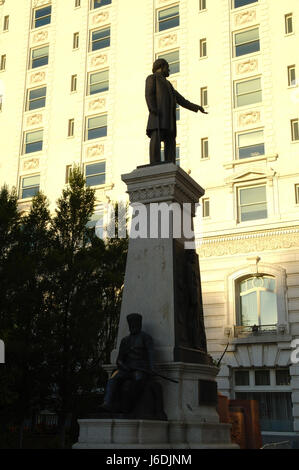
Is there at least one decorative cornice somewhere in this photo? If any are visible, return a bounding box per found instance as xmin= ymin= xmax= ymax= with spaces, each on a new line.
xmin=122 ymin=164 xmax=205 ymax=206
xmin=198 ymin=227 xmax=299 ymax=257
xmin=223 ymin=154 xmax=278 ymax=170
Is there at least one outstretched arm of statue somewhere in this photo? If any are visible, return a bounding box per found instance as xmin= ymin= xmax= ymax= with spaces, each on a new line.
xmin=174 ymin=89 xmax=208 ymax=114
xmin=145 ymin=75 xmax=158 ymax=115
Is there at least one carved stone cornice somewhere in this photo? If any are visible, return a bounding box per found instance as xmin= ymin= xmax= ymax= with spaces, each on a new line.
xmin=122 ymin=164 xmax=205 ymax=207
xmin=198 ymin=227 xmax=299 ymax=258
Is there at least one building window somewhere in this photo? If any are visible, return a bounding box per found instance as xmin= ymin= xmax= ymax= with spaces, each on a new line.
xmin=288 ymin=65 xmax=296 ymax=86
xmin=200 ymin=38 xmax=207 ymax=58
xmin=238 ymin=275 xmax=277 ymax=327
xmin=0 ymin=54 xmax=6 ymax=71
xmin=285 ymin=14 xmax=293 ymax=35
xmin=295 ymin=184 xmax=299 ymax=204
xmin=75 ymin=0 xmax=81 ymax=7
xmin=68 ymin=119 xmax=74 ymax=137
xmin=291 ymin=119 xmax=299 ymax=141
xmin=157 ymin=5 xmax=179 ymax=32
xmin=26 ymin=86 xmax=46 ymax=111
xmin=65 ymin=165 xmax=72 ymax=183
xmin=238 ymin=185 xmax=267 ymax=222
xmin=24 ymin=130 xmax=43 ymax=154
xmin=71 ymin=74 xmax=77 ymax=92
xmin=157 ymin=50 xmax=179 ymax=75
xmin=91 ymin=0 xmax=112 ymax=9
xmin=234 ymin=368 xmax=293 ymax=432
xmin=234 ymin=370 xmax=250 ymax=386
xmin=234 ymin=28 xmax=260 ymax=57
xmin=85 ymin=162 xmax=106 ymax=186
xmin=255 ymin=369 xmax=270 ymax=386
xmin=20 ymin=175 xmax=40 ymax=199
xmin=33 ymin=5 xmax=52 ymax=29
xmin=3 ymin=15 xmax=9 ymax=31
xmin=201 ymin=87 xmax=208 ymax=106
xmin=233 ymin=0 xmax=258 ymax=8
xmin=276 ymin=369 xmax=291 ymax=386
xmin=235 ymin=77 xmax=262 ymax=107
xmin=199 ymin=0 xmax=207 ymax=11
xmin=236 ymin=391 xmax=293 ymax=432
xmin=31 ymin=46 xmax=49 ymax=69
xmin=73 ymin=32 xmax=79 ymax=49
xmin=236 ymin=129 xmax=264 ymax=159
xmin=90 ymin=27 xmax=110 ymax=51
xmin=86 ymin=114 xmax=107 ymax=140
xmin=202 ymin=198 xmax=210 ymax=218
xmin=201 ymin=137 xmax=209 ymax=159
xmin=88 ymin=69 xmax=109 ymax=95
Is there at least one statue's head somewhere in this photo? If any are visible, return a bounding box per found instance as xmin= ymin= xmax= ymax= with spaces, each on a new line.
xmin=152 ymin=58 xmax=170 ymax=77
xmin=127 ymin=313 xmax=142 ymax=335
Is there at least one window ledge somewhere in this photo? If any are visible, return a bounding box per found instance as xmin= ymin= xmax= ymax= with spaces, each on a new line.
xmin=30 ymin=25 xmax=51 ymax=33
xmin=234 ymin=101 xmax=263 ymax=112
xmin=231 ymin=3 xmax=259 ymax=13
xmin=232 ymin=51 xmax=261 ymax=62
xmin=223 ymin=153 xmax=278 ymax=169
xmin=230 ymin=333 xmax=292 ymax=345
xmin=291 ymin=140 xmax=299 ymax=144
xmin=155 ymin=26 xmax=180 ymax=37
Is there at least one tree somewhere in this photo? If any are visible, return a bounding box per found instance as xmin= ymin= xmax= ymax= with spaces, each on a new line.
xmin=0 ymin=191 xmax=53 ymax=447
xmin=0 ymin=171 xmax=128 ymax=448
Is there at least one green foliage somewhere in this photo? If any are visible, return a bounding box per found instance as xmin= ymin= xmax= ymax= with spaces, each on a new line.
xmin=0 ymin=170 xmax=128 ymax=447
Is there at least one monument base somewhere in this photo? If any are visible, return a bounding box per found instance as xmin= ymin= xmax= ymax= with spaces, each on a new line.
xmin=73 ymin=363 xmax=238 ymax=449
xmin=72 ymin=419 xmax=237 ymax=449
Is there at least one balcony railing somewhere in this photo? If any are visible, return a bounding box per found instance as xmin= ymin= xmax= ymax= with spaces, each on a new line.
xmin=234 ymin=324 xmax=277 ymax=338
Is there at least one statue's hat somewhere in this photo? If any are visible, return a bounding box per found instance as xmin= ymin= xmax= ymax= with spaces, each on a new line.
xmin=127 ymin=313 xmax=142 ymax=323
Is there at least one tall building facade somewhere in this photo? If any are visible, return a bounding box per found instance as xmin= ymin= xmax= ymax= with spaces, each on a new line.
xmin=1 ymin=0 xmax=299 ymax=444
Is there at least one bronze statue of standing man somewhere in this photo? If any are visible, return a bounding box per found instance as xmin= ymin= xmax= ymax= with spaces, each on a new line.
xmin=145 ymin=58 xmax=208 ymax=164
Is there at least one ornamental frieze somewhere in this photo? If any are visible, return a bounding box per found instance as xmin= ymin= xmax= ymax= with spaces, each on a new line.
xmin=159 ymin=33 xmax=177 ymax=49
xmin=22 ymin=158 xmax=39 ymax=171
xmin=234 ymin=9 xmax=256 ymax=26
xmin=236 ymin=58 xmax=258 ymax=75
xmin=32 ymin=30 xmax=48 ymax=45
xmin=87 ymin=144 xmax=105 ymax=158
xmin=26 ymin=113 xmax=43 ymax=127
xmin=29 ymin=71 xmax=46 ymax=85
xmin=92 ymin=11 xmax=109 ymax=26
xmin=88 ymin=97 xmax=106 ymax=111
xmin=198 ymin=228 xmax=299 ymax=258
xmin=90 ymin=54 xmax=108 ymax=68
xmin=238 ymin=110 xmax=261 ymax=127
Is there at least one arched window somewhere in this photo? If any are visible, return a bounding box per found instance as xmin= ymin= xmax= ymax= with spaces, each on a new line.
xmin=238 ymin=275 xmax=278 ymax=327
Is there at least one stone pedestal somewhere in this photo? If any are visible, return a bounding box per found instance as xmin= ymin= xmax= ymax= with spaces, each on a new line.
xmin=73 ymin=163 xmax=237 ymax=449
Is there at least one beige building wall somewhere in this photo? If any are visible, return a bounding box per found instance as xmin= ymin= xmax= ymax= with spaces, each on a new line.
xmin=1 ymin=0 xmax=299 ymax=442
